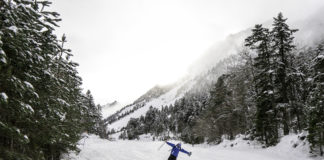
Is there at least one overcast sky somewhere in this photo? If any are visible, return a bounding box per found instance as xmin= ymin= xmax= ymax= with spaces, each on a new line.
xmin=51 ymin=0 xmax=324 ymax=105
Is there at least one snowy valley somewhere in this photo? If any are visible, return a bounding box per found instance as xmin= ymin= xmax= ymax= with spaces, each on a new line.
xmin=2 ymin=1 xmax=324 ymax=160
xmin=67 ymin=8 xmax=324 ymax=160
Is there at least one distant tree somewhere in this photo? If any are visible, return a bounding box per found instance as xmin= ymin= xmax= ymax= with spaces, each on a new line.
xmin=82 ymin=90 xmax=107 ymax=137
xmin=126 ymin=118 xmax=142 ymax=140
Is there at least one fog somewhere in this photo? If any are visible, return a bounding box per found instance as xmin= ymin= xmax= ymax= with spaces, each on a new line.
xmin=51 ymin=0 xmax=324 ymax=105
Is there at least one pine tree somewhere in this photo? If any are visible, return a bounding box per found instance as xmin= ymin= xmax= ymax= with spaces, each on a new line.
xmin=271 ymin=12 xmax=298 ymax=135
xmin=0 ymin=1 xmax=88 ymax=159
xmin=245 ymin=24 xmax=278 ymax=146
xmin=307 ymin=45 xmax=324 ymax=156
xmin=195 ymin=74 xmax=233 ymax=143
xmin=238 ymin=49 xmax=258 ymax=132
xmin=285 ymin=52 xmax=308 ymax=133
xmin=82 ymin=90 xmax=104 ymax=135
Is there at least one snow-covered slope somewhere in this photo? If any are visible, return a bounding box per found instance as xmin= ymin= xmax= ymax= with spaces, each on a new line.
xmin=105 ymin=58 xmax=229 ymax=132
xmin=107 ymin=78 xmax=196 ymax=131
xmin=63 ymin=134 xmax=321 ymax=160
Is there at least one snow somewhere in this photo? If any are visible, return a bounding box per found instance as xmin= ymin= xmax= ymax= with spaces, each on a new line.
xmin=21 ymin=102 xmax=34 ymax=113
xmin=63 ymin=134 xmax=320 ymax=160
xmin=59 ymin=113 xmax=66 ymax=121
xmin=0 ymin=92 xmax=8 ymax=102
xmin=22 ymin=0 xmax=33 ymax=3
xmin=107 ymin=79 xmax=194 ymax=131
xmin=317 ymin=55 xmax=324 ymax=59
xmin=0 ymin=50 xmax=7 ymax=64
xmin=0 ymin=57 xmax=7 ymax=64
xmin=44 ymin=70 xmax=51 ymax=76
xmin=307 ymin=78 xmax=313 ymax=82
xmin=24 ymin=81 xmax=34 ymax=89
xmin=268 ymin=69 xmax=274 ymax=73
xmin=33 ymin=92 xmax=39 ymax=98
xmin=57 ymin=98 xmax=70 ymax=106
xmin=37 ymin=55 xmax=45 ymax=61
xmin=25 ymin=104 xmax=34 ymax=113
xmin=8 ymin=26 xmax=18 ymax=33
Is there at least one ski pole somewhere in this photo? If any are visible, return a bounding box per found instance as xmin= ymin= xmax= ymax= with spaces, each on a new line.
xmin=158 ymin=141 xmax=165 ymax=150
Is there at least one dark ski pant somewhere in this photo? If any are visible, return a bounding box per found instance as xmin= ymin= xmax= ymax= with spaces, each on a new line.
xmin=168 ymin=155 xmax=177 ymax=160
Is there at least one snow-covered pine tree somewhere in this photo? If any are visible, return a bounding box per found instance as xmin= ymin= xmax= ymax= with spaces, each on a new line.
xmin=271 ymin=12 xmax=298 ymax=135
xmin=82 ymin=90 xmax=107 ymax=138
xmin=245 ymin=24 xmax=278 ymax=146
xmin=307 ymin=43 xmax=324 ymax=156
xmin=285 ymin=50 xmax=308 ymax=133
xmin=237 ymin=49 xmax=258 ymax=132
xmin=83 ymin=90 xmax=103 ymax=134
xmin=226 ymin=53 xmax=255 ymax=136
xmin=196 ymin=74 xmax=233 ymax=143
xmin=0 ymin=0 xmax=91 ymax=159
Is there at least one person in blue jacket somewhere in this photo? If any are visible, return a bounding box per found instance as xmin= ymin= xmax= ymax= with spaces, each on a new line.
xmin=165 ymin=141 xmax=192 ymax=160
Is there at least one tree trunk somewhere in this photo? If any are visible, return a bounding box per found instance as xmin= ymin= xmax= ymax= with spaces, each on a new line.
xmin=10 ymin=137 xmax=13 ymax=151
xmin=283 ymin=110 xmax=289 ymax=135
xmin=320 ymin=131 xmax=323 ymax=156
xmin=296 ymin=107 xmax=301 ymax=133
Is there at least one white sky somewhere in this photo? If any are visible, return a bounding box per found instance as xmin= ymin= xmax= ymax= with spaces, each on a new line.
xmin=51 ymin=0 xmax=324 ymax=105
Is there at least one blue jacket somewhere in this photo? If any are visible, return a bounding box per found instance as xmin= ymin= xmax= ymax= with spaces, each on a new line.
xmin=166 ymin=142 xmax=190 ymax=157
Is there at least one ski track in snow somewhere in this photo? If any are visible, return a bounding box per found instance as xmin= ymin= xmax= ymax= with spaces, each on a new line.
xmin=63 ymin=135 xmax=318 ymax=160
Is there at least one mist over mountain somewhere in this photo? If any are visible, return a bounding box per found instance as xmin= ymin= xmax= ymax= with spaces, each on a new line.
xmin=293 ymin=7 xmax=324 ymax=45
xmin=102 ymin=100 xmax=124 ymax=119
xmin=189 ymin=7 xmax=324 ymax=77
xmin=104 ymin=8 xmax=324 ymax=157
xmin=110 ymin=7 xmax=324 ymax=120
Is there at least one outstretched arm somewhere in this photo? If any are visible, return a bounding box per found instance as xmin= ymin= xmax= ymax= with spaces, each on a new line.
xmin=180 ymin=148 xmax=192 ymax=156
xmin=165 ymin=141 xmax=175 ymax=147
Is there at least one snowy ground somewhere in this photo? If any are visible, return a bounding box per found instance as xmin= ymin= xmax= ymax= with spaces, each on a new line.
xmin=62 ymin=134 xmax=321 ymax=160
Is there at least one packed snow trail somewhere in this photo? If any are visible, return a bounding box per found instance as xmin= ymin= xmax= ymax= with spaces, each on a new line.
xmin=63 ymin=135 xmax=317 ymax=160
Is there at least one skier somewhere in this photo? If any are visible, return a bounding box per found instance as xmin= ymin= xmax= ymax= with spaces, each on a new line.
xmin=165 ymin=141 xmax=192 ymax=160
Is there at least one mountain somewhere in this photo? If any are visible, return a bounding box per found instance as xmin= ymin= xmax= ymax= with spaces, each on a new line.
xmin=104 ymin=58 xmax=232 ymax=133
xmin=188 ymin=29 xmax=251 ymax=76
xmin=105 ymin=9 xmax=324 ymax=136
xmin=101 ymin=101 xmax=124 ymax=119
xmin=105 ymin=77 xmax=196 ymax=131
